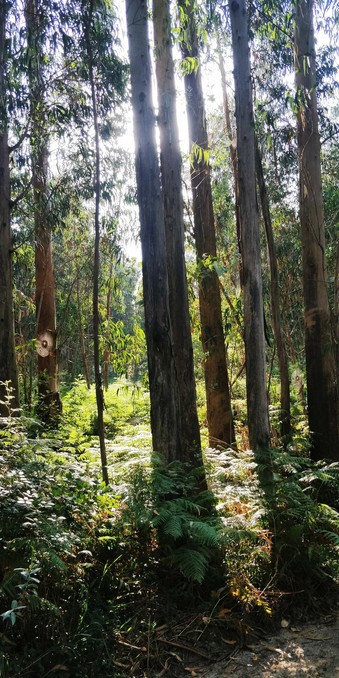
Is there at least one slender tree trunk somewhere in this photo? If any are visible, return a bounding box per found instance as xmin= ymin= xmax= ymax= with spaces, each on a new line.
xmin=28 ymin=355 xmax=33 ymax=410
xmin=217 ymin=37 xmax=243 ymax=288
xmin=76 ymin=274 xmax=91 ymax=389
xmin=84 ymin=0 xmax=108 ymax=485
xmin=25 ymin=0 xmax=61 ymax=422
xmin=229 ymin=0 xmax=270 ymax=450
xmin=0 ymin=3 xmax=19 ymax=416
xmin=179 ymin=0 xmax=236 ymax=449
xmin=0 ymin=133 xmax=20 ymax=417
xmin=103 ymin=260 xmax=113 ymax=392
xmin=255 ymin=138 xmax=291 ymax=440
xmin=126 ymin=0 xmax=206 ymax=468
xmin=103 ymin=303 xmax=111 ymax=391
xmin=335 ymin=241 xmax=339 ymax=382
xmin=153 ymin=0 xmax=202 ymax=462
xmin=294 ymin=0 xmax=339 ymax=460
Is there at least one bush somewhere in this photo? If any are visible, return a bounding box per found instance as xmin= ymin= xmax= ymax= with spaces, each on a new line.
xmin=0 ymin=415 xmax=122 ymax=676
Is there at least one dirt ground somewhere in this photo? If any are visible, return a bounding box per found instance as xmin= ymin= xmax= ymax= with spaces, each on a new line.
xmin=176 ymin=611 xmax=339 ymax=678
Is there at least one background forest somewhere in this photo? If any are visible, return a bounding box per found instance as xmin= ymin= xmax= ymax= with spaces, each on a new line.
xmin=0 ymin=0 xmax=339 ymax=676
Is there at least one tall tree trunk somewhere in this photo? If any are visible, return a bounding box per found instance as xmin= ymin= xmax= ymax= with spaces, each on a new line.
xmin=217 ymin=37 xmax=243 ymax=288
xmin=335 ymin=241 xmax=339 ymax=382
xmin=25 ymin=0 xmax=61 ymax=422
xmin=126 ymin=0 xmax=207 ymax=479
xmin=153 ymin=0 xmax=202 ymax=462
xmin=103 ymin=266 xmax=112 ymax=392
xmin=84 ymin=0 xmax=108 ymax=485
xmin=294 ymin=0 xmax=339 ymax=460
xmin=255 ymin=138 xmax=291 ymax=440
xmin=229 ymin=0 xmax=270 ymax=450
xmin=0 ymin=2 xmax=20 ymax=416
xmin=179 ymin=0 xmax=236 ymax=449
xmin=76 ymin=274 xmax=91 ymax=389
xmin=126 ymin=0 xmax=183 ymax=464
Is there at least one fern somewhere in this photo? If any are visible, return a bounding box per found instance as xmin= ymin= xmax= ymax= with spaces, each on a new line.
xmin=187 ymin=521 xmax=220 ymax=548
xmin=254 ymin=448 xmax=339 ymax=588
xmin=168 ymin=546 xmax=210 ymax=584
xmin=162 ymin=514 xmax=184 ymax=540
xmin=146 ymin=459 xmax=222 ymax=584
xmin=317 ymin=503 xmax=339 ymax=524
xmin=317 ymin=530 xmax=339 ymax=546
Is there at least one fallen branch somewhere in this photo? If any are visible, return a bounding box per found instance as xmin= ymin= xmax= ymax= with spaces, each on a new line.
xmin=157 ymin=638 xmax=211 ymax=660
xmin=117 ymin=639 xmax=147 ymax=652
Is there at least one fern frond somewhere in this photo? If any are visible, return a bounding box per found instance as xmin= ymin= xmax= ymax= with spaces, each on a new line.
xmin=317 ymin=530 xmax=339 ymax=546
xmin=317 ymin=504 xmax=339 ymax=524
xmin=152 ymin=507 xmax=173 ymax=527
xmin=162 ymin=515 xmax=183 ymax=539
xmin=188 ymin=521 xmax=219 ymax=548
xmin=169 ymin=546 xmax=210 ymax=584
xmin=171 ymin=498 xmax=202 ymax=515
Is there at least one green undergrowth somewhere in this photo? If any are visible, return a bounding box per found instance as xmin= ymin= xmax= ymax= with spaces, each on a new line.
xmin=58 ymin=378 xmax=150 ymax=455
xmin=1 ymin=380 xmax=339 ymax=676
xmin=207 ymin=445 xmax=339 ymax=616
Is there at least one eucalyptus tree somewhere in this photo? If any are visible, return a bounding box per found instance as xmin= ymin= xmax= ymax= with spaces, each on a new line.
xmin=126 ymin=0 xmax=207 ymax=471
xmin=153 ymin=0 xmax=202 ymax=459
xmin=216 ymin=34 xmax=243 ymax=288
xmin=126 ymin=0 xmax=182 ymax=463
xmin=216 ymin=28 xmax=290 ymax=439
xmin=82 ymin=0 xmax=109 ymax=483
xmin=55 ymin=209 xmax=93 ymax=388
xmin=228 ymin=0 xmax=270 ymax=450
xmin=255 ymin=138 xmax=291 ymax=440
xmin=25 ymin=0 xmax=61 ymax=422
xmin=50 ymin=0 xmax=127 ymax=480
xmin=294 ymin=0 xmax=339 ymax=460
xmin=0 ymin=1 xmax=20 ymax=416
xmin=178 ymin=0 xmax=236 ymax=449
xmin=322 ymin=141 xmax=339 ymax=383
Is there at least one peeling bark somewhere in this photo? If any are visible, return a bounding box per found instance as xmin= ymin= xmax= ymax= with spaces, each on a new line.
xmin=179 ymin=0 xmax=236 ymax=449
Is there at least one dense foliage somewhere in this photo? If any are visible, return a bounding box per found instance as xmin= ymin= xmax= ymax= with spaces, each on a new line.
xmin=1 ymin=381 xmax=339 ymax=675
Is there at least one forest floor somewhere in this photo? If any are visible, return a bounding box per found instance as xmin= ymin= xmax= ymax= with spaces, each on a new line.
xmin=4 ymin=382 xmax=336 ymax=678
xmin=114 ymin=591 xmax=338 ymax=676
xmin=101 ymin=389 xmax=339 ymax=678
xmin=170 ymin=610 xmax=339 ymax=678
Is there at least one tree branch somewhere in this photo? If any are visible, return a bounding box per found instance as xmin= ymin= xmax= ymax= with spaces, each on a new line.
xmin=9 ymin=121 xmax=30 ymax=153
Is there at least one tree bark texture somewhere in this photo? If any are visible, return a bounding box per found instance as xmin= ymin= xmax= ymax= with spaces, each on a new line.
xmin=229 ymin=0 xmax=270 ymax=450
xmin=126 ymin=0 xmax=187 ymax=464
xmin=0 ymin=3 xmax=20 ymax=416
xmin=25 ymin=0 xmax=61 ymax=421
xmin=255 ymin=137 xmax=291 ymax=440
xmin=153 ymin=0 xmax=202 ymax=462
xmin=294 ymin=0 xmax=339 ymax=460
xmin=179 ymin=0 xmax=235 ymax=449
